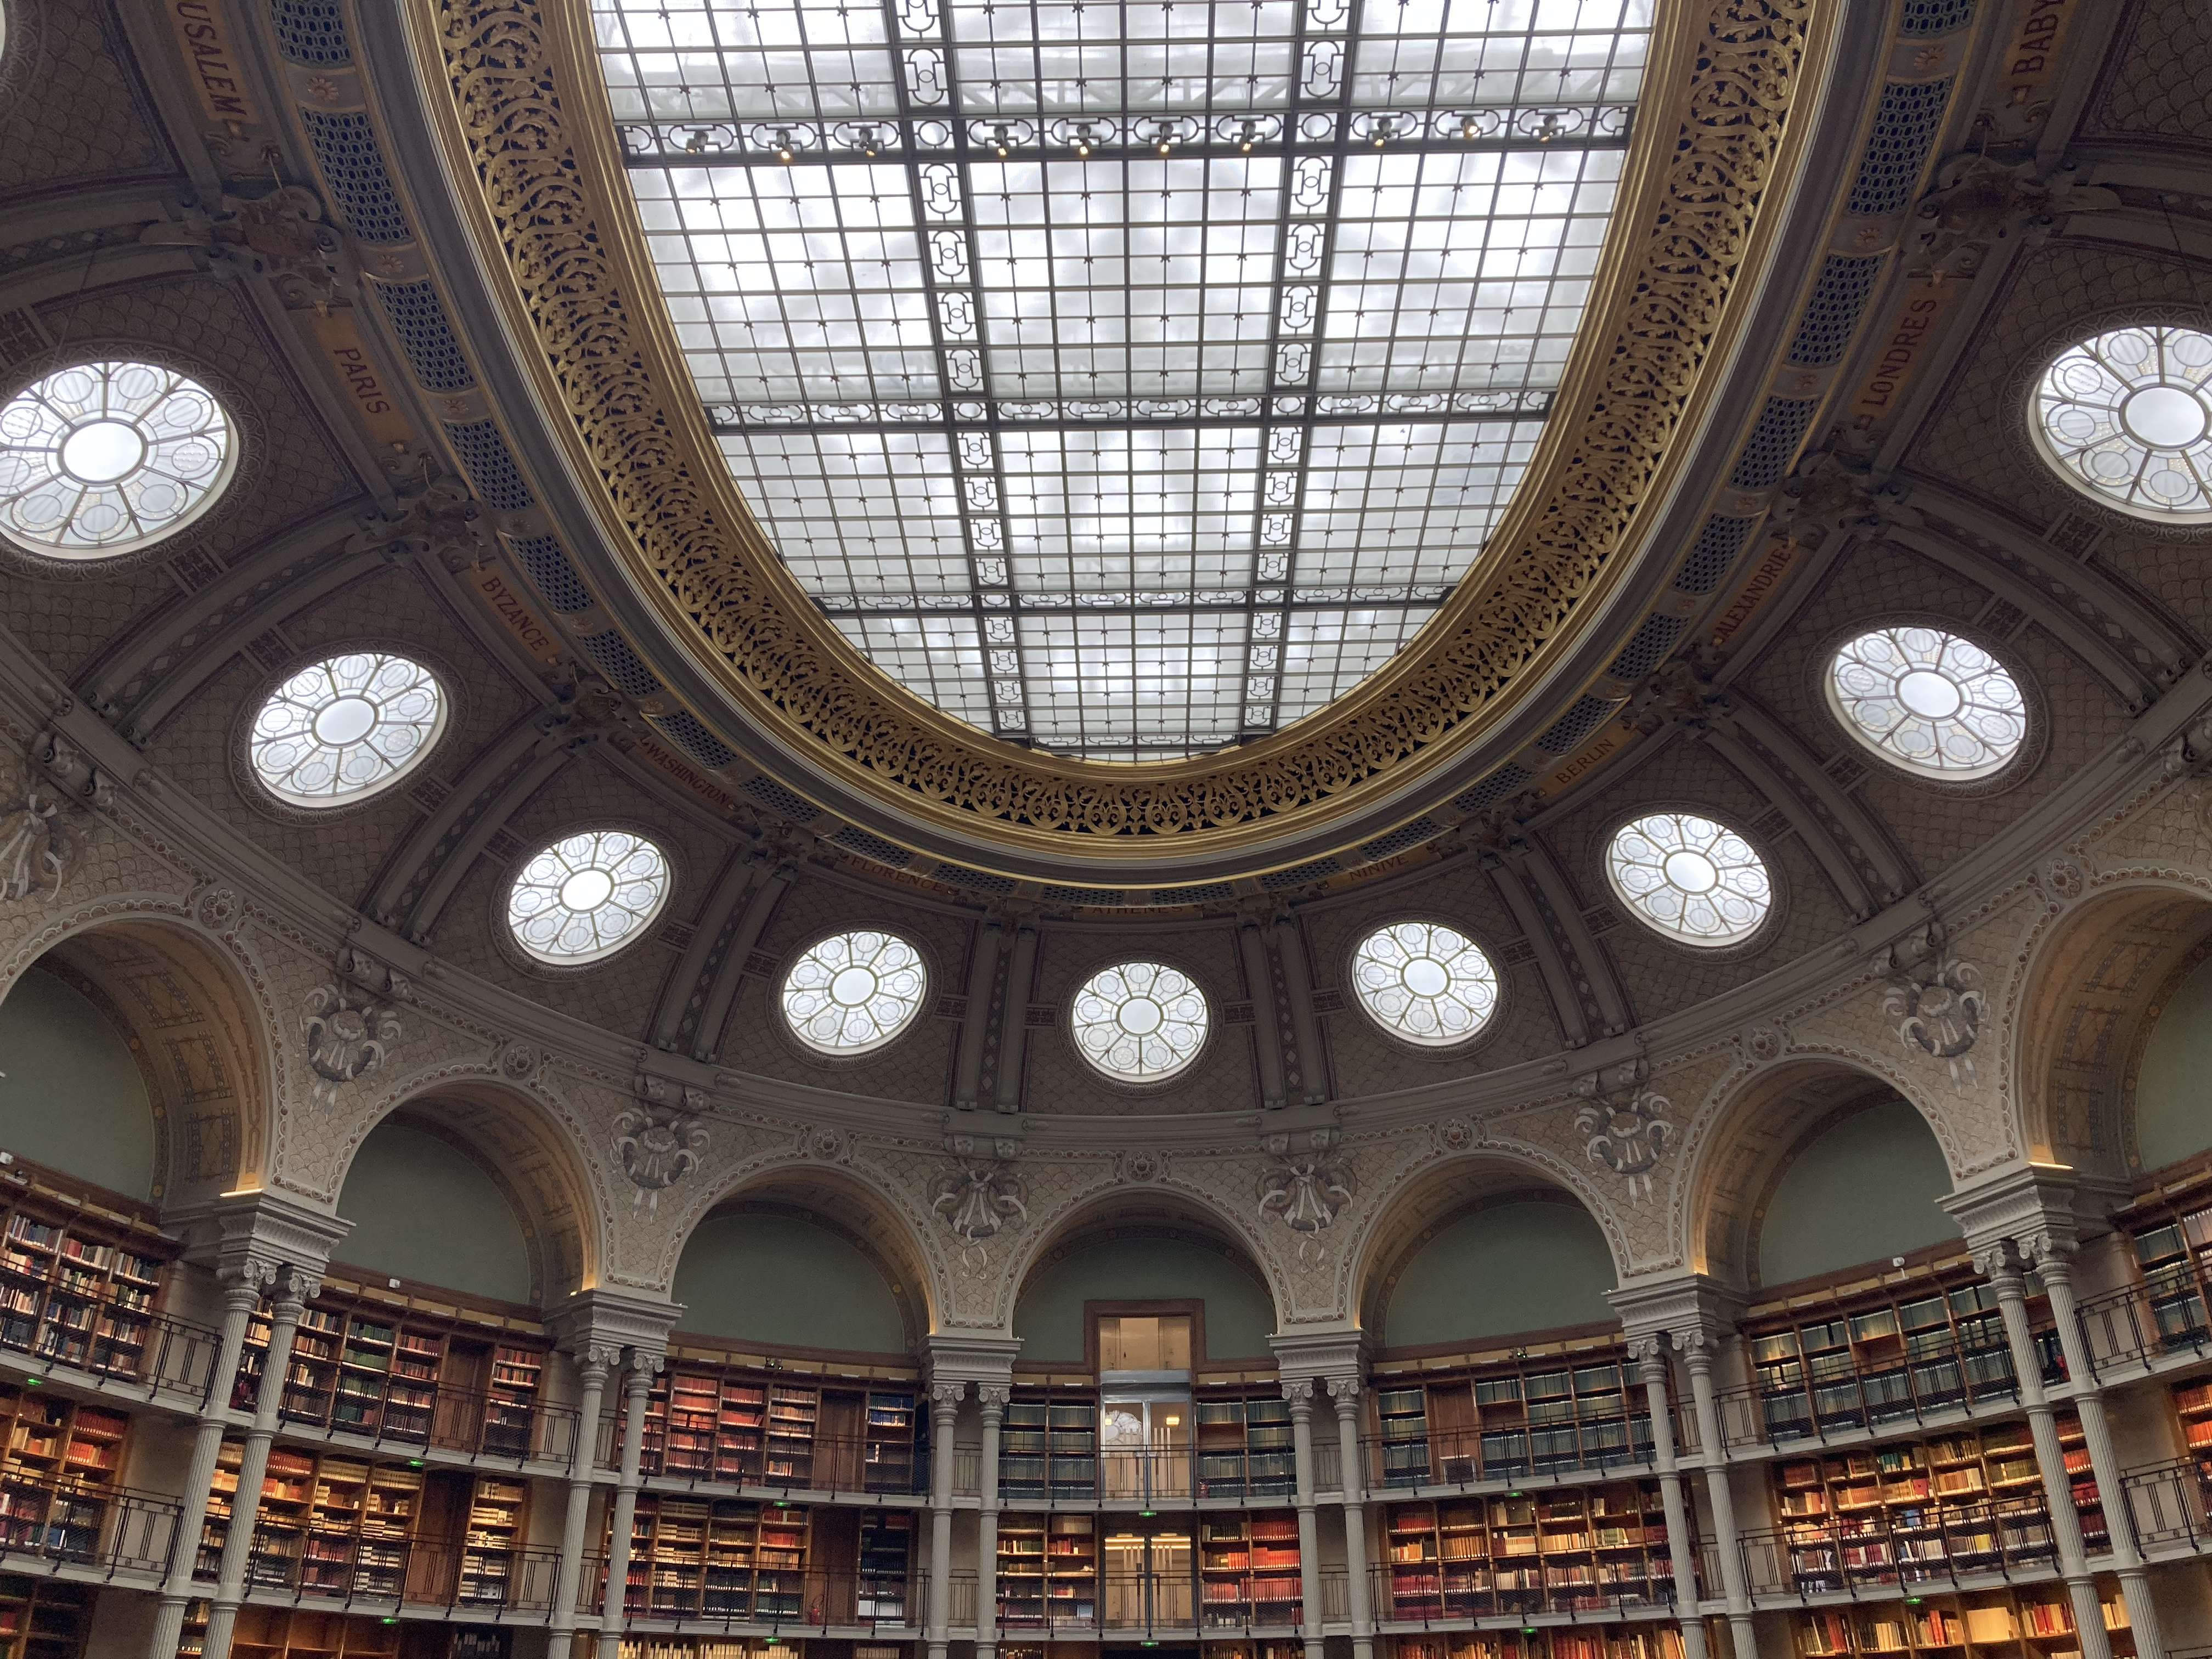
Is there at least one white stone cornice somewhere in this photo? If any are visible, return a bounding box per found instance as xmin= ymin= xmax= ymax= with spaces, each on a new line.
xmin=545 ymin=1285 xmax=682 ymax=1368
xmin=921 ymin=1333 xmax=1022 ymax=1387
xmin=1939 ymin=1164 xmax=2135 ymax=1260
xmin=1607 ymin=1273 xmax=1746 ymax=1348
xmin=1269 ymin=1327 xmax=1368 ymax=1388
xmin=167 ymin=1188 xmax=353 ymax=1286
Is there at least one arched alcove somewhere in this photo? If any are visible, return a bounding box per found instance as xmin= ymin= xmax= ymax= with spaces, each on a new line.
xmin=334 ymin=1118 xmax=535 ymax=1306
xmin=1013 ymin=1206 xmax=1279 ymax=1363
xmin=2129 ymin=943 xmax=2212 ymax=1173
xmin=673 ymin=1206 xmax=911 ymax=1353
xmin=1380 ymin=1198 xmax=1618 ymax=1348
xmin=0 ymin=964 xmax=156 ymax=1199
xmin=1686 ymin=1058 xmax=1954 ymax=1291
xmin=1752 ymin=1096 xmax=1957 ymax=1288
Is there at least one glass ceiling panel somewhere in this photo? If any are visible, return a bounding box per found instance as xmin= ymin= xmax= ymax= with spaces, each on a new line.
xmin=595 ymin=0 xmax=1650 ymax=759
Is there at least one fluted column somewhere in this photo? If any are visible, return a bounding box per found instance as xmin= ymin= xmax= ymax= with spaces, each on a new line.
xmin=204 ymin=1265 xmax=315 ymax=1659
xmin=926 ymin=1381 xmax=963 ymax=1659
xmin=596 ymin=1352 xmax=661 ymax=1659
xmin=146 ymin=1270 xmax=267 ymax=1659
xmin=1679 ymin=1333 xmax=1755 ymax=1659
xmin=1285 ymin=1380 xmax=1323 ymax=1659
xmin=546 ymin=1348 xmax=613 ymax=1659
xmin=978 ymin=1384 xmax=1008 ymax=1659
xmin=1632 ymin=1340 xmax=1709 ymax=1659
xmin=1327 ymin=1378 xmax=1374 ymax=1659
xmin=2033 ymin=1242 xmax=2166 ymax=1659
xmin=1979 ymin=1243 xmax=2111 ymax=1659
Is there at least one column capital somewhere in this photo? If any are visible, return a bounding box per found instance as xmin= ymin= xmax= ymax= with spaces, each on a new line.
xmin=571 ymin=1347 xmax=618 ymax=1383
xmin=977 ymin=1384 xmax=1012 ymax=1413
xmin=1970 ymin=1237 xmax=2030 ymax=1289
xmin=546 ymin=1286 xmax=681 ymax=1371
xmin=1941 ymin=1165 xmax=2132 ymax=1264
xmin=172 ymin=1189 xmax=351 ymax=1290
xmin=929 ymin=1380 xmax=967 ymax=1412
xmin=268 ymin=1262 xmax=320 ymax=1311
xmin=1324 ymin=1374 xmax=1363 ymax=1411
xmin=1607 ymin=1272 xmax=1743 ymax=1350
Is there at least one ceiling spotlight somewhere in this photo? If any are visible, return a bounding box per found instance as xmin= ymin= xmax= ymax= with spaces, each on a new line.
xmin=773 ymin=130 xmax=795 ymax=164
xmin=1372 ymin=120 xmax=1393 ymax=149
xmin=1535 ymin=112 xmax=1564 ymax=143
xmin=683 ymin=128 xmax=709 ymax=154
xmin=993 ymin=125 xmax=1012 ymax=158
xmin=859 ymin=127 xmax=879 ymax=158
xmin=1155 ymin=128 xmax=1175 ymax=156
xmin=1237 ymin=122 xmax=1257 ymax=154
xmin=1461 ymin=117 xmax=1479 ymax=140
xmin=1074 ymin=126 xmax=1094 ymax=157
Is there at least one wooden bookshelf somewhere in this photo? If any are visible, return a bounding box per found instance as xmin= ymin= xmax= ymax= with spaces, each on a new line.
xmin=1746 ymin=1280 xmax=2053 ymax=1441
xmin=0 ymin=1573 xmax=93 ymax=1659
xmin=0 ymin=1192 xmax=171 ymax=1380
xmin=611 ymin=1643 xmax=781 ymax=1659
xmin=610 ymin=1495 xmax=810 ymax=1621
xmin=1790 ymin=1583 xmax=2135 ymax=1656
xmin=1195 ymin=1394 xmax=1294 ymax=1499
xmin=626 ymin=1364 xmax=921 ymax=1492
xmin=1391 ymin=1629 xmax=1685 ymax=1659
xmin=1769 ymin=1425 xmax=2070 ymax=1591
xmin=224 ymin=1608 xmax=404 ymax=1658
xmin=1372 ymin=1353 xmax=1655 ymax=1488
xmin=2128 ymin=1200 xmax=2212 ymax=1350
xmin=1001 ymin=1391 xmax=1099 ymax=1501
xmin=1382 ymin=1483 xmax=1674 ymax=1620
xmin=0 ymin=1383 xmax=128 ymax=1564
xmin=233 ymin=1297 xmax=550 ymax=1456
xmin=857 ymin=1509 xmax=915 ymax=1621
xmin=1205 ymin=1643 xmax=1304 ymax=1659
xmin=1199 ymin=1510 xmax=1301 ymax=1628
xmin=998 ymin=1511 xmax=1097 ymax=1630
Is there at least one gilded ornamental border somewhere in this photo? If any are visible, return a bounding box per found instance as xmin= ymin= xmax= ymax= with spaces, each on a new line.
xmin=413 ymin=0 xmax=1823 ymax=854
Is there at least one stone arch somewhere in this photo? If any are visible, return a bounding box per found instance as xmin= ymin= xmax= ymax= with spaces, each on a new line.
xmin=659 ymin=1156 xmax=942 ymax=1339
xmin=0 ymin=901 xmax=279 ymax=1207
xmin=1348 ymin=1152 xmax=1629 ymax=1343
xmin=1005 ymin=1184 xmax=1290 ymax=1358
xmin=1682 ymin=1053 xmax=1956 ymax=1291
xmin=328 ymin=1075 xmax=608 ymax=1308
xmin=2006 ymin=878 xmax=2212 ymax=1178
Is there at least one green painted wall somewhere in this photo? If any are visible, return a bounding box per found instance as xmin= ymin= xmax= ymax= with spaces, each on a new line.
xmin=1383 ymin=1202 xmax=1617 ymax=1347
xmin=2135 ymin=953 xmax=2212 ymax=1171
xmin=0 ymin=967 xmax=155 ymax=1199
xmin=674 ymin=1213 xmax=907 ymax=1353
xmin=334 ymin=1123 xmax=534 ymax=1305
xmin=1756 ymin=1097 xmax=1956 ymax=1286
xmin=1012 ymin=1237 xmax=1277 ymax=1360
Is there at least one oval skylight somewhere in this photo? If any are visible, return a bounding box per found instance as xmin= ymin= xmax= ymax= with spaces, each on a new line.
xmin=782 ymin=929 xmax=929 ymax=1054
xmin=1826 ymin=625 xmax=2025 ymax=780
xmin=1351 ymin=920 xmax=1499 ymax=1047
xmin=0 ymin=360 xmax=234 ymax=556
xmin=250 ymin=652 xmax=447 ymax=805
xmin=2035 ymin=324 xmax=2212 ymax=521
xmin=1070 ymin=961 xmax=1210 ymax=1082
xmin=507 ymin=830 xmax=672 ymax=964
xmin=593 ymin=0 xmax=1651 ymax=757
xmin=1605 ymin=811 xmax=1772 ymax=947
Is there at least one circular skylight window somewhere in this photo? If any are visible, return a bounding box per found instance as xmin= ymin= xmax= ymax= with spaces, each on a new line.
xmin=507 ymin=830 xmax=672 ymax=965
xmin=1605 ymin=812 xmax=1773 ymax=947
xmin=1826 ymin=625 xmax=2026 ymax=780
xmin=1351 ymin=921 xmax=1500 ymax=1047
xmin=2034 ymin=324 xmax=2212 ymax=521
xmin=249 ymin=652 xmax=447 ymax=806
xmin=782 ymin=929 xmax=929 ymax=1055
xmin=1070 ymin=961 xmax=1210 ymax=1083
xmin=0 ymin=360 xmax=234 ymax=556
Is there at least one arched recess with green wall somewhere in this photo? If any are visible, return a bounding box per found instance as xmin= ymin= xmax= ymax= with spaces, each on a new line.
xmin=0 ymin=966 xmax=156 ymax=1200
xmin=1379 ymin=1199 xmax=1617 ymax=1348
xmin=673 ymin=1208 xmax=911 ymax=1353
xmin=1012 ymin=1231 xmax=1278 ymax=1361
xmin=2134 ymin=951 xmax=2212 ymax=1172
xmin=1753 ymin=1096 xmax=1957 ymax=1287
xmin=334 ymin=1119 xmax=535 ymax=1306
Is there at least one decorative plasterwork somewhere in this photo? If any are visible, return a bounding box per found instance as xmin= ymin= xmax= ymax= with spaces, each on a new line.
xmin=409 ymin=0 xmax=1826 ymax=867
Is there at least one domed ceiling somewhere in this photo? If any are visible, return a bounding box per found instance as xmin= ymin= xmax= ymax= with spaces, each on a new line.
xmin=370 ymin=0 xmax=1883 ymax=888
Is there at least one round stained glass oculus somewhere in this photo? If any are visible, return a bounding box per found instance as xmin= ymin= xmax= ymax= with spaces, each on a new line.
xmin=2034 ymin=325 xmax=2212 ymax=521
xmin=781 ymin=929 xmax=929 ymax=1055
xmin=1604 ymin=812 xmax=1773 ymax=946
xmin=249 ymin=652 xmax=447 ymax=806
xmin=1351 ymin=921 xmax=1500 ymax=1047
xmin=0 ymin=361 xmax=234 ymax=556
xmin=1825 ymin=626 xmax=2025 ymax=780
xmin=1070 ymin=961 xmax=1210 ymax=1082
xmin=506 ymin=830 xmax=672 ymax=964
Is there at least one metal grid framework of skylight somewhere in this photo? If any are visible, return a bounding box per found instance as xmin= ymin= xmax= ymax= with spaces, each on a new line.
xmin=595 ymin=0 xmax=1649 ymax=759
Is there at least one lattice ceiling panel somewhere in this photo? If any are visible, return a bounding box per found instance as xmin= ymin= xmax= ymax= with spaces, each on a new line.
xmin=596 ymin=0 xmax=1648 ymax=759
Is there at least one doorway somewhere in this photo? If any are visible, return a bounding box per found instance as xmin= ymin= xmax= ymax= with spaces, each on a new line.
xmin=1103 ymin=1527 xmax=1194 ymax=1630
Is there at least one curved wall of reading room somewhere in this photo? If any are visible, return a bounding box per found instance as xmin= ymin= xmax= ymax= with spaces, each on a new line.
xmin=1754 ymin=1098 xmax=1960 ymax=1288
xmin=1012 ymin=1236 xmax=1279 ymax=1362
xmin=1380 ymin=1200 xmax=1620 ymax=1348
xmin=330 ymin=1121 xmax=534 ymax=1306
xmin=670 ymin=1211 xmax=908 ymax=1354
xmin=0 ymin=967 xmax=154 ymax=1201
xmin=2129 ymin=951 xmax=2212 ymax=1173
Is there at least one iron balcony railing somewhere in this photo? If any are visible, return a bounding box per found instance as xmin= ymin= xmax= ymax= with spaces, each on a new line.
xmin=0 ymin=1304 xmax=221 ymax=1403
xmin=0 ymin=1468 xmax=179 ymax=1579
xmin=275 ymin=1373 xmax=579 ymax=1466
xmin=601 ymin=1561 xmax=939 ymax=1630
xmin=2117 ymin=1455 xmax=2208 ymax=1549
xmin=1373 ymin=1555 xmax=1679 ymax=1622
xmin=999 ymin=1445 xmax=1297 ymax=1505
xmin=2073 ymin=1278 xmax=2212 ymax=1378
xmin=1716 ymin=1498 xmax=2058 ymax=1599
xmin=1361 ymin=1418 xmax=1667 ymax=1490
xmin=224 ymin=1521 xmax=566 ymax=1612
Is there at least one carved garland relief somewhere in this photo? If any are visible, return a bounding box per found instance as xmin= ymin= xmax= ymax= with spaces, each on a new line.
xmin=420 ymin=0 xmax=1818 ymax=848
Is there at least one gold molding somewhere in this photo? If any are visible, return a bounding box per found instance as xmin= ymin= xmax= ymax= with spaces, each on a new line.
xmin=413 ymin=0 xmax=1825 ymax=860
